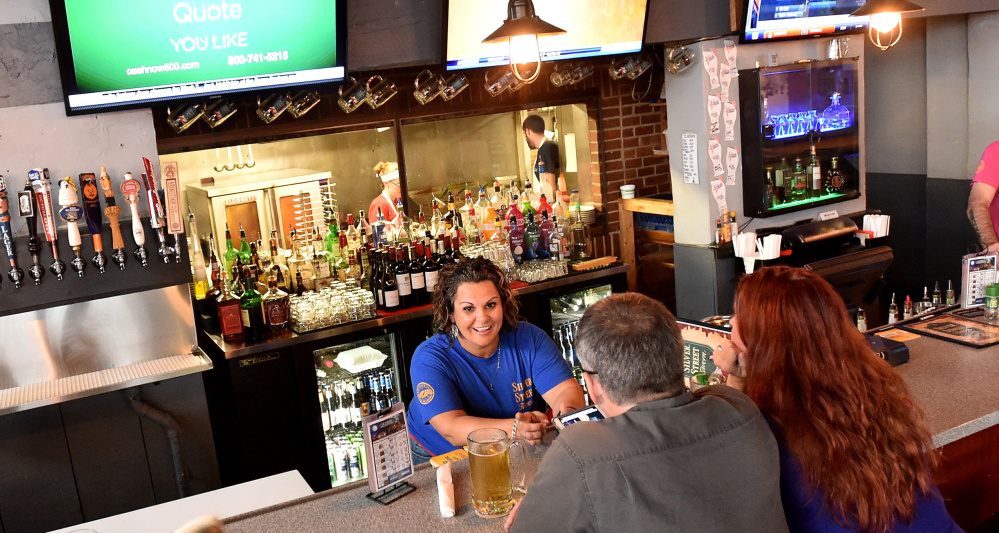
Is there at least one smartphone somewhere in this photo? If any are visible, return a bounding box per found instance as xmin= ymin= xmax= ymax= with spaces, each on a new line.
xmin=553 ymin=405 xmax=605 ymax=431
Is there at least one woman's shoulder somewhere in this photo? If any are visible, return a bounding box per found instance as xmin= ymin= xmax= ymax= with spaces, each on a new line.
xmin=414 ymin=334 xmax=455 ymax=361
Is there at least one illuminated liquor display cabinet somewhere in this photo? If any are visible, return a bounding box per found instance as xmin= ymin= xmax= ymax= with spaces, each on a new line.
xmin=739 ymin=58 xmax=860 ymax=218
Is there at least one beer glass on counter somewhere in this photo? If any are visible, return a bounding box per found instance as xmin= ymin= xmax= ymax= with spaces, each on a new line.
xmin=468 ymin=428 xmax=515 ymax=518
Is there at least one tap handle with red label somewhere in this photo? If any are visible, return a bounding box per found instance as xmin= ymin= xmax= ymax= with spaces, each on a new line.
xmin=20 ymin=175 xmax=44 ymax=284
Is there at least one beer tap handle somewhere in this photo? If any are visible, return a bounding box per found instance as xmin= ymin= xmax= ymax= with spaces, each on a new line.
xmin=0 ymin=176 xmax=22 ymax=287
xmin=20 ymin=176 xmax=44 ymax=285
xmin=58 ymin=177 xmax=86 ymax=277
xmin=100 ymin=168 xmax=126 ymax=269
xmin=30 ymin=168 xmax=65 ymax=280
xmin=121 ymin=173 xmax=148 ymax=266
xmin=80 ymin=172 xmax=107 ymax=273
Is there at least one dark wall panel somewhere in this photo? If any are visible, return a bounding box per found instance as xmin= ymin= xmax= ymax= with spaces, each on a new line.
xmin=0 ymin=406 xmax=82 ymax=533
xmin=926 ymin=178 xmax=980 ymax=283
xmin=60 ymin=392 xmax=156 ymax=522
xmin=866 ymin=172 xmax=928 ymax=298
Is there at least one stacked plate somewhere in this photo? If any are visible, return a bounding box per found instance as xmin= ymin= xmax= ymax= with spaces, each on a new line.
xmin=576 ymin=205 xmax=596 ymax=225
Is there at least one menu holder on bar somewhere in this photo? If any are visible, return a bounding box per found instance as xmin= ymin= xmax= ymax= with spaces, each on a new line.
xmin=363 ymin=402 xmax=416 ymax=505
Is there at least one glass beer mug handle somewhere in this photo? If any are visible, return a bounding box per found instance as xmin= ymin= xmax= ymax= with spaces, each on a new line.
xmin=367 ymin=75 xmax=383 ymax=92
xmin=339 ymin=77 xmax=356 ymax=98
xmin=508 ymin=436 xmax=536 ymax=494
xmin=415 ymin=70 xmax=433 ymax=89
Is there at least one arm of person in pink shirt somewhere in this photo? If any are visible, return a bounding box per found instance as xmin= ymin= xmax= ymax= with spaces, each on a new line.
xmin=968 ymin=182 xmax=999 ymax=252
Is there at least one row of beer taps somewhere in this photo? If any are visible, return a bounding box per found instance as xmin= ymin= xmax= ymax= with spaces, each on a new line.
xmin=0 ymin=157 xmax=182 ymax=288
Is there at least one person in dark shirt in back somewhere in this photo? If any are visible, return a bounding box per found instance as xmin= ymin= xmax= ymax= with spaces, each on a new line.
xmin=522 ymin=115 xmax=560 ymax=199
xmin=507 ymin=292 xmax=788 ymax=533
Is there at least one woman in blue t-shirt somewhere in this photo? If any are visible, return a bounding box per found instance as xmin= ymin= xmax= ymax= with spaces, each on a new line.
xmin=407 ymin=258 xmax=585 ymax=463
xmin=713 ymin=266 xmax=962 ymax=533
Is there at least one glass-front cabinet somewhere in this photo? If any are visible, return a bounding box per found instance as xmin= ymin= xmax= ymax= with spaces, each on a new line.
xmin=739 ymin=58 xmax=860 ymax=218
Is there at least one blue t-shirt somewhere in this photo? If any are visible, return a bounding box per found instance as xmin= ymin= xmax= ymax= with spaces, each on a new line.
xmin=407 ymin=322 xmax=573 ymax=455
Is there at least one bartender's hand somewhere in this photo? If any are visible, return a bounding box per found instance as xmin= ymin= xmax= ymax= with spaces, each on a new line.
xmin=504 ymin=498 xmax=524 ymax=531
xmin=711 ymin=341 xmax=747 ymax=391
xmin=515 ymin=411 xmax=550 ymax=445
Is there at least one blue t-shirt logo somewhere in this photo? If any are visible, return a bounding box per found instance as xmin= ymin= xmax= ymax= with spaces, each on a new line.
xmin=416 ymin=382 xmax=435 ymax=405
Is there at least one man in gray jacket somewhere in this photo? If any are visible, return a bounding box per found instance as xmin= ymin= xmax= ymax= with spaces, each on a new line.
xmin=506 ymin=293 xmax=788 ymax=533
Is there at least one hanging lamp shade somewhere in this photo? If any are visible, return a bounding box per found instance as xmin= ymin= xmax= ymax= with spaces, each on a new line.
xmin=482 ymin=0 xmax=566 ymax=44
xmin=850 ymin=0 xmax=924 ymax=17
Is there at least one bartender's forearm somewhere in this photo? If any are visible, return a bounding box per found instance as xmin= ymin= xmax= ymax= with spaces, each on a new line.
xmin=430 ymin=411 xmax=518 ymax=447
xmin=541 ymin=172 xmax=557 ymax=198
xmin=969 ymin=202 xmax=998 ymax=247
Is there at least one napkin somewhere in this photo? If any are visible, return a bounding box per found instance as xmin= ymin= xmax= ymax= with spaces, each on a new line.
xmin=437 ymin=462 xmax=455 ymax=518
xmin=863 ymin=214 xmax=890 ymax=238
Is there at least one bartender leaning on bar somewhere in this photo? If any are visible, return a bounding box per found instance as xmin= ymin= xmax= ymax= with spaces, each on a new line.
xmin=406 ymin=258 xmax=584 ymax=463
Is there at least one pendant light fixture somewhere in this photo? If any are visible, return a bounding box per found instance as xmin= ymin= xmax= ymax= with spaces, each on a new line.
xmin=482 ymin=0 xmax=566 ymax=83
xmin=851 ymin=0 xmax=924 ymax=51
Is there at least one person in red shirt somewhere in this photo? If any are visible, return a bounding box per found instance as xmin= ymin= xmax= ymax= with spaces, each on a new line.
xmin=968 ymin=141 xmax=999 ymax=252
xmin=368 ymin=161 xmax=401 ymax=224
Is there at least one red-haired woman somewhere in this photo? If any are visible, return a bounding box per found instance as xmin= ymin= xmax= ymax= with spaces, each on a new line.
xmin=712 ymin=266 xmax=961 ymax=533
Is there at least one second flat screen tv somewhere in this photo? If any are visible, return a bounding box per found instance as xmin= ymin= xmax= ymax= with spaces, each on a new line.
xmin=444 ymin=0 xmax=649 ymax=70
xmin=742 ymin=0 xmax=869 ymax=42
xmin=49 ymin=0 xmax=347 ymax=115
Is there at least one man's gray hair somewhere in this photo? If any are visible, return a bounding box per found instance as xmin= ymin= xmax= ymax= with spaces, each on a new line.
xmin=576 ymin=292 xmax=685 ymax=404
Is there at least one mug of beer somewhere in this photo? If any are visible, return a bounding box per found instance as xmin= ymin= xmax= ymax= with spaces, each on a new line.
xmin=484 ymin=68 xmax=516 ymax=97
xmin=440 ymin=74 xmax=469 ymax=101
xmin=468 ymin=428 xmax=517 ymax=517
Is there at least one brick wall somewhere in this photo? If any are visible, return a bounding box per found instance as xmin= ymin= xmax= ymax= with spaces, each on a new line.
xmin=591 ymin=69 xmax=672 ymax=258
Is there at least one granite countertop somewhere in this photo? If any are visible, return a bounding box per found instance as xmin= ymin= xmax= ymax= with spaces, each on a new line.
xmin=223 ymin=457 xmax=513 ymax=533
xmin=894 ymin=333 xmax=999 ymax=448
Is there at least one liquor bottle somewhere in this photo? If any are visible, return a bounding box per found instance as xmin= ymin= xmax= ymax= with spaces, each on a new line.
xmin=570 ymin=206 xmax=591 ymax=260
xmin=202 ymin=234 xmax=223 ymax=334
xmin=382 ymin=250 xmax=400 ymax=312
xmin=358 ymin=227 xmax=371 ymax=276
xmin=267 ymin=230 xmax=292 ymax=291
xmin=509 ymin=214 xmax=525 ymax=264
xmin=856 ymin=308 xmax=867 ymax=332
xmin=509 ymin=179 xmax=522 ymax=212
xmin=312 ymin=228 xmax=333 ymax=290
xmin=262 ymin=274 xmax=290 ymax=333
xmin=256 ymin=239 xmax=272 ymax=279
xmin=522 ymin=191 xmax=537 ymax=225
xmin=409 ymin=242 xmax=427 ymax=306
xmin=538 ymin=209 xmax=553 ymax=260
xmin=490 ymin=182 xmax=503 ymax=214
xmin=370 ymin=250 xmax=384 ymax=309
xmin=458 ymin=189 xmax=473 ymax=227
xmin=821 ymin=92 xmax=851 ymax=130
xmin=507 ymin=191 xmax=525 ymax=234
xmin=920 ymin=286 xmax=931 ymax=313
xmin=238 ymin=225 xmax=252 ymax=265
xmin=345 ymin=213 xmax=360 ymax=252
xmin=792 ymin=158 xmax=807 ymax=201
xmin=475 ymin=186 xmax=490 ymax=224
xmin=414 ymin=205 xmax=428 ymax=239
xmin=223 ymin=224 xmax=238 ymax=274
xmin=294 ymin=270 xmax=306 ymax=296
xmin=325 ymin=215 xmax=341 ymax=274
xmin=444 ymin=192 xmax=459 ymax=232
xmin=424 ymin=239 xmax=441 ymax=296
xmin=537 ymin=193 xmax=554 ymax=219
xmin=715 ymin=219 xmax=723 ymax=244
xmin=343 ymin=252 xmax=361 ymax=288
xmin=764 ymin=168 xmax=776 ymax=207
xmin=465 ymin=206 xmax=481 ymax=244
xmin=394 ymin=246 xmax=413 ymax=309
xmin=548 ymin=216 xmax=565 ymax=261
xmin=288 ymin=226 xmax=314 ymax=292
xmin=946 ymin=280 xmax=956 ymax=305
xmin=808 ymin=144 xmax=823 ymax=198
xmin=430 ymin=202 xmax=443 ymax=237
xmin=932 ymin=281 xmax=942 ymax=306
xmin=481 ymin=198 xmax=497 ymax=242
xmin=826 ymin=157 xmax=846 ymax=193
xmin=218 ymin=270 xmax=245 ymax=343
xmin=334 ymin=231 xmax=349 ymax=281
xmin=240 ymin=265 xmax=266 ymax=342
xmin=188 ymin=213 xmax=209 ymax=300
xmin=248 ymin=240 xmax=260 ymax=282
xmin=887 ymin=293 xmax=899 ymax=325
xmin=903 ymin=295 xmax=914 ymax=319
xmin=524 ymin=212 xmax=540 ymax=261
xmin=371 ymin=207 xmax=387 ymax=247
xmin=394 ymin=198 xmax=411 ymax=244
xmin=775 ymin=158 xmax=790 ymax=204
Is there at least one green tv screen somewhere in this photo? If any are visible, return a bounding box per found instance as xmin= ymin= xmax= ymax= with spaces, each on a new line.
xmin=49 ymin=0 xmax=346 ymax=114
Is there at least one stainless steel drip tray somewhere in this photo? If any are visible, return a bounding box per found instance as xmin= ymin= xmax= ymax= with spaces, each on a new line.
xmin=0 ymin=348 xmax=212 ymax=416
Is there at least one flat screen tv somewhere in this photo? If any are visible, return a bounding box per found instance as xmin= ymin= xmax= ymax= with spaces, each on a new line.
xmin=48 ymin=0 xmax=347 ymax=115
xmin=444 ymin=0 xmax=649 ymax=71
xmin=742 ymin=0 xmax=869 ymax=43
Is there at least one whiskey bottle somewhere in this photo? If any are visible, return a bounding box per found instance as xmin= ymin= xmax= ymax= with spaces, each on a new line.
xmin=239 ymin=265 xmax=266 ymax=342
xmin=262 ymin=274 xmax=290 ymax=333
xmin=826 ymin=157 xmax=846 ymax=194
xmin=217 ymin=271 xmax=245 ymax=343
xmin=808 ymin=144 xmax=823 ymax=198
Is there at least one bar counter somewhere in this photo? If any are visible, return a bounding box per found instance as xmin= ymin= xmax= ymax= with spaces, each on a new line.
xmin=217 ymin=326 xmax=999 ymax=532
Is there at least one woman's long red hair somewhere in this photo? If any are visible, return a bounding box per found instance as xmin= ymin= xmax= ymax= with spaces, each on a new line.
xmin=735 ymin=266 xmax=937 ymax=533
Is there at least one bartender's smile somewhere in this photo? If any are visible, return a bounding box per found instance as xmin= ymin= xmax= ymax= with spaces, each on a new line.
xmin=452 ymin=281 xmax=503 ymax=357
